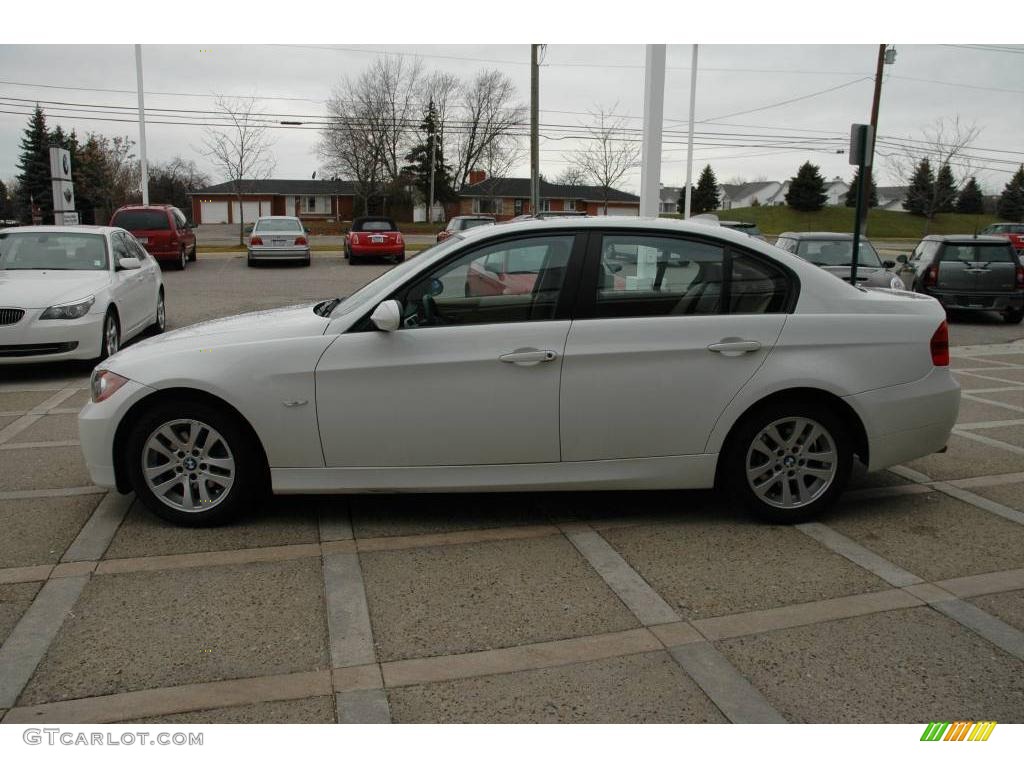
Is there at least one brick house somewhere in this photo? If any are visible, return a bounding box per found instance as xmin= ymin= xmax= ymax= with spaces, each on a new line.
xmin=188 ymin=179 xmax=360 ymax=225
xmin=458 ymin=171 xmax=640 ymax=220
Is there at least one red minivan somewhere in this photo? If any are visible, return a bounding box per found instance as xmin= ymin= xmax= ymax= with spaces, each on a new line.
xmin=110 ymin=205 xmax=197 ymax=270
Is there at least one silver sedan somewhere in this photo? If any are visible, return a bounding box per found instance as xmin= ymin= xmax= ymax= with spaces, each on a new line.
xmin=247 ymin=216 xmax=311 ymax=267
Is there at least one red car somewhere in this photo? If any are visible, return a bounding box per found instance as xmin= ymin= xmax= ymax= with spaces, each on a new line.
xmin=981 ymin=223 xmax=1024 ymax=255
xmin=345 ymin=217 xmax=404 ymax=264
xmin=110 ymin=204 xmax=196 ymax=270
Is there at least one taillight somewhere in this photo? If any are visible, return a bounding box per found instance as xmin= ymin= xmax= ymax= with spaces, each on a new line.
xmin=396 ymin=232 xmax=404 ymax=245
xmin=350 ymin=233 xmax=359 ymax=245
xmin=1016 ymin=264 xmax=1024 ymax=289
xmin=295 ymin=236 xmax=308 ymax=246
xmin=923 ymin=263 xmax=939 ymax=288
xmin=250 ymin=235 xmax=263 ymax=246
xmin=930 ymin=321 xmax=949 ymax=367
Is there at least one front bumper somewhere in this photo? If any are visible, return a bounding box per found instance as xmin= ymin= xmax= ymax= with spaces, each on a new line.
xmin=78 ymin=378 xmax=157 ymax=489
xmin=248 ymin=248 xmax=311 ymax=260
xmin=844 ymin=366 xmax=960 ymax=472
xmin=0 ymin=308 xmax=105 ymax=365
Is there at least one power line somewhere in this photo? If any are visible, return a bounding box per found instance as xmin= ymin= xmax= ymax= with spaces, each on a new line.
xmin=940 ymin=44 xmax=1024 ymax=55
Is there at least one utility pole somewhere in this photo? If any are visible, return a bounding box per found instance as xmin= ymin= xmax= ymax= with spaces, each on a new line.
xmin=859 ymin=44 xmax=889 ymax=234
xmin=530 ymin=44 xmax=540 ymax=216
xmin=683 ymin=44 xmax=698 ymax=219
xmin=428 ymin=105 xmax=437 ymax=224
xmin=134 ymin=44 xmax=149 ymax=205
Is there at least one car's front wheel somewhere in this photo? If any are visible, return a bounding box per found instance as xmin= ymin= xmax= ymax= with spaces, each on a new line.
xmin=98 ymin=309 xmax=120 ymax=361
xmin=125 ymin=399 xmax=265 ymax=526
xmin=724 ymin=399 xmax=852 ymax=524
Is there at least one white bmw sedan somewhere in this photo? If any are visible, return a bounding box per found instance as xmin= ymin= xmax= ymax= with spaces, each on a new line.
xmin=79 ymin=218 xmax=959 ymax=526
xmin=0 ymin=226 xmax=165 ymax=364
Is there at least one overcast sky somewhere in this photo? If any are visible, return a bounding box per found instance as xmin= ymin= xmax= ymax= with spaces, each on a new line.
xmin=1 ymin=43 xmax=1022 ymax=196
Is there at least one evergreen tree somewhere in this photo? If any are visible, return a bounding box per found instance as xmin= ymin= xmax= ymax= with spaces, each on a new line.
xmin=401 ymin=100 xmax=456 ymax=218
xmin=996 ymin=165 xmax=1024 ymax=222
xmin=784 ymin=162 xmax=827 ymax=212
xmin=844 ymin=167 xmax=878 ymax=208
xmin=0 ymin=179 xmax=8 ymax=221
xmin=902 ymin=158 xmax=935 ymax=216
xmin=955 ymin=176 xmax=984 ymax=215
xmin=679 ymin=164 xmax=720 ymax=214
xmin=15 ymin=105 xmax=51 ymax=223
xmin=934 ymin=164 xmax=957 ymax=213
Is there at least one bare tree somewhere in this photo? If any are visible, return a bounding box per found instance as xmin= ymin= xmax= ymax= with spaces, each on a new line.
xmin=565 ymin=103 xmax=641 ymax=214
xmin=320 ymin=84 xmax=384 ymax=217
xmin=453 ymin=69 xmax=526 ymax=188
xmin=554 ymin=166 xmax=588 ymax=187
xmin=200 ymin=95 xmax=275 ymax=244
xmin=883 ymin=115 xmax=982 ymax=231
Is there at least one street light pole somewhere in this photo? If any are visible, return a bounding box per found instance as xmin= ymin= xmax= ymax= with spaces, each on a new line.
xmin=683 ymin=44 xmax=698 ymax=219
xmin=530 ymin=44 xmax=540 ymax=216
xmin=134 ymin=44 xmax=149 ymax=205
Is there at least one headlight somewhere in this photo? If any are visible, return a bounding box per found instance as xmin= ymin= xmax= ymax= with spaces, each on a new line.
xmin=889 ymin=275 xmax=906 ymax=290
xmin=40 ymin=296 xmax=95 ymax=320
xmin=90 ymin=369 xmax=129 ymax=403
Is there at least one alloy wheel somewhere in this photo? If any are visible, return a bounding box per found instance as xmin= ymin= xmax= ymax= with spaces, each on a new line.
xmin=142 ymin=419 xmax=236 ymax=513
xmin=104 ymin=314 xmax=120 ymax=356
xmin=156 ymin=293 xmax=166 ymax=331
xmin=745 ymin=416 xmax=837 ymax=509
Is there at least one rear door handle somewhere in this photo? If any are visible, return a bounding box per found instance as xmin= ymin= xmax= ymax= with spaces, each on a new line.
xmin=499 ymin=349 xmax=558 ymax=365
xmin=707 ymin=339 xmax=762 ymax=356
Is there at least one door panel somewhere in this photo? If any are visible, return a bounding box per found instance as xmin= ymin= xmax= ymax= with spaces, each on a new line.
xmin=560 ymin=314 xmax=785 ymax=461
xmin=315 ymin=322 xmax=570 ymax=467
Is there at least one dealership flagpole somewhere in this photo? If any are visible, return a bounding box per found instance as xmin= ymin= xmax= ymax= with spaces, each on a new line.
xmin=683 ymin=44 xmax=698 ymax=219
xmin=135 ymin=44 xmax=149 ymax=205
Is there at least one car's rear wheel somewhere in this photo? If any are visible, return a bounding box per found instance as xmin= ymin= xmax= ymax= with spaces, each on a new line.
xmin=188 ymin=244 xmax=197 ymax=262
xmin=176 ymin=246 xmax=187 ymax=271
xmin=350 ymin=252 xmax=361 ymax=265
xmin=126 ymin=399 xmax=264 ymax=526
xmin=1004 ymin=307 xmax=1023 ymax=324
xmin=724 ymin=400 xmax=852 ymax=524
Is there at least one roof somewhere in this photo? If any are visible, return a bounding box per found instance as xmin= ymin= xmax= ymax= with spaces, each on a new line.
xmin=1 ymin=225 xmax=116 ymax=235
xmin=923 ymin=234 xmax=1013 ymax=243
xmin=778 ymin=231 xmax=861 ymax=241
xmin=191 ymin=179 xmax=358 ymax=196
xmin=113 ymin=204 xmax=177 ymax=210
xmin=719 ymin=182 xmax=777 ymax=201
xmin=460 ymin=177 xmax=639 ymax=203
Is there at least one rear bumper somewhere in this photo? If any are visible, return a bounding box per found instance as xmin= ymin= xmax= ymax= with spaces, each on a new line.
xmin=844 ymin=366 xmax=960 ymax=472
xmin=925 ymin=289 xmax=1023 ymax=312
xmin=248 ymin=248 xmax=311 ymax=260
xmin=350 ymin=246 xmax=404 ymax=258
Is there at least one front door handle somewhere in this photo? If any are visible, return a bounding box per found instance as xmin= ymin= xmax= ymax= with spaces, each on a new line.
xmin=707 ymin=339 xmax=762 ymax=356
xmin=499 ymin=349 xmax=558 ymax=366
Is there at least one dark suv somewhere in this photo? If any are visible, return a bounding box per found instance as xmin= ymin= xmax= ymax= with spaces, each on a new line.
xmin=110 ymin=205 xmax=196 ymax=270
xmin=894 ymin=235 xmax=1024 ymax=324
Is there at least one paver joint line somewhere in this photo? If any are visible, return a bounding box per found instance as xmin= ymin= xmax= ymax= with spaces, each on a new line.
xmin=322 ymin=552 xmax=377 ymax=669
xmin=61 ymin=492 xmax=134 ymax=563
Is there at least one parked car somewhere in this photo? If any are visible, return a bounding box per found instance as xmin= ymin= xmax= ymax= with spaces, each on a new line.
xmin=345 ymin=217 xmax=404 ymax=264
xmin=773 ymin=232 xmax=904 ymax=290
xmin=719 ymin=221 xmax=765 ymax=241
xmin=1 ymin=226 xmax=164 ymax=364
xmin=437 ymin=215 xmax=496 ymax=243
xmin=80 ymin=218 xmax=958 ymax=527
xmin=893 ymin=235 xmax=1024 ymax=324
xmin=980 ymin=223 xmax=1024 ymax=255
xmin=109 ymin=205 xmax=196 ymax=271
xmin=247 ymin=216 xmax=310 ymax=267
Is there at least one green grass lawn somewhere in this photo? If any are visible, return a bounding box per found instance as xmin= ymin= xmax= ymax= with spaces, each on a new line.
xmin=659 ymin=207 xmax=999 ymax=239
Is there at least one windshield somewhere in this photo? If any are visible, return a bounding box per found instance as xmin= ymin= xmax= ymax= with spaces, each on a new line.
xmin=456 ymin=218 xmax=495 ymax=231
xmin=0 ymin=232 xmax=109 ymax=271
xmin=111 ymin=210 xmax=169 ymax=230
xmin=353 ymin=219 xmax=397 ymax=232
xmin=796 ymin=239 xmax=881 ymax=267
xmin=331 ymin=236 xmax=463 ymax=317
xmin=255 ymin=218 xmax=303 ymax=232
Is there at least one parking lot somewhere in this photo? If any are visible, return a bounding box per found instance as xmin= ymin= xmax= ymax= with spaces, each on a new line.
xmin=1 ymin=250 xmax=1024 ymax=724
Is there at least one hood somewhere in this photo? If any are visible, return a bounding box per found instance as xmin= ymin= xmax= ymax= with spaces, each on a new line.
xmin=107 ymin=303 xmax=332 ymax=364
xmin=0 ymin=270 xmax=111 ymax=309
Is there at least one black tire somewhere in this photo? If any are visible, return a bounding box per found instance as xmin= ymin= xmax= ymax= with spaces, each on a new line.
xmin=188 ymin=244 xmax=197 ymax=262
xmin=350 ymin=252 xmax=361 ymax=265
xmin=125 ymin=398 xmax=265 ymax=526
xmin=150 ymin=289 xmax=166 ymax=334
xmin=303 ymin=256 xmax=311 ymax=267
xmin=1004 ymin=307 xmax=1024 ymax=324
xmin=247 ymin=253 xmax=255 ymax=267
xmin=722 ymin=398 xmax=853 ymax=524
xmin=175 ymin=246 xmax=187 ymax=271
xmin=97 ymin=308 xmax=120 ymax=362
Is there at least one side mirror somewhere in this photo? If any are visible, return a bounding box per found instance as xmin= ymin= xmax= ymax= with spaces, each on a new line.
xmin=882 ymin=260 xmax=896 ymax=269
xmin=117 ymin=256 xmax=141 ymax=270
xmin=896 ymin=254 xmax=908 ymax=264
xmin=370 ymin=299 xmax=402 ymax=332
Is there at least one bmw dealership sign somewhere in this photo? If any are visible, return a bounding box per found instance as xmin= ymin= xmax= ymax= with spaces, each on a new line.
xmin=49 ymin=146 xmax=78 ymax=225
